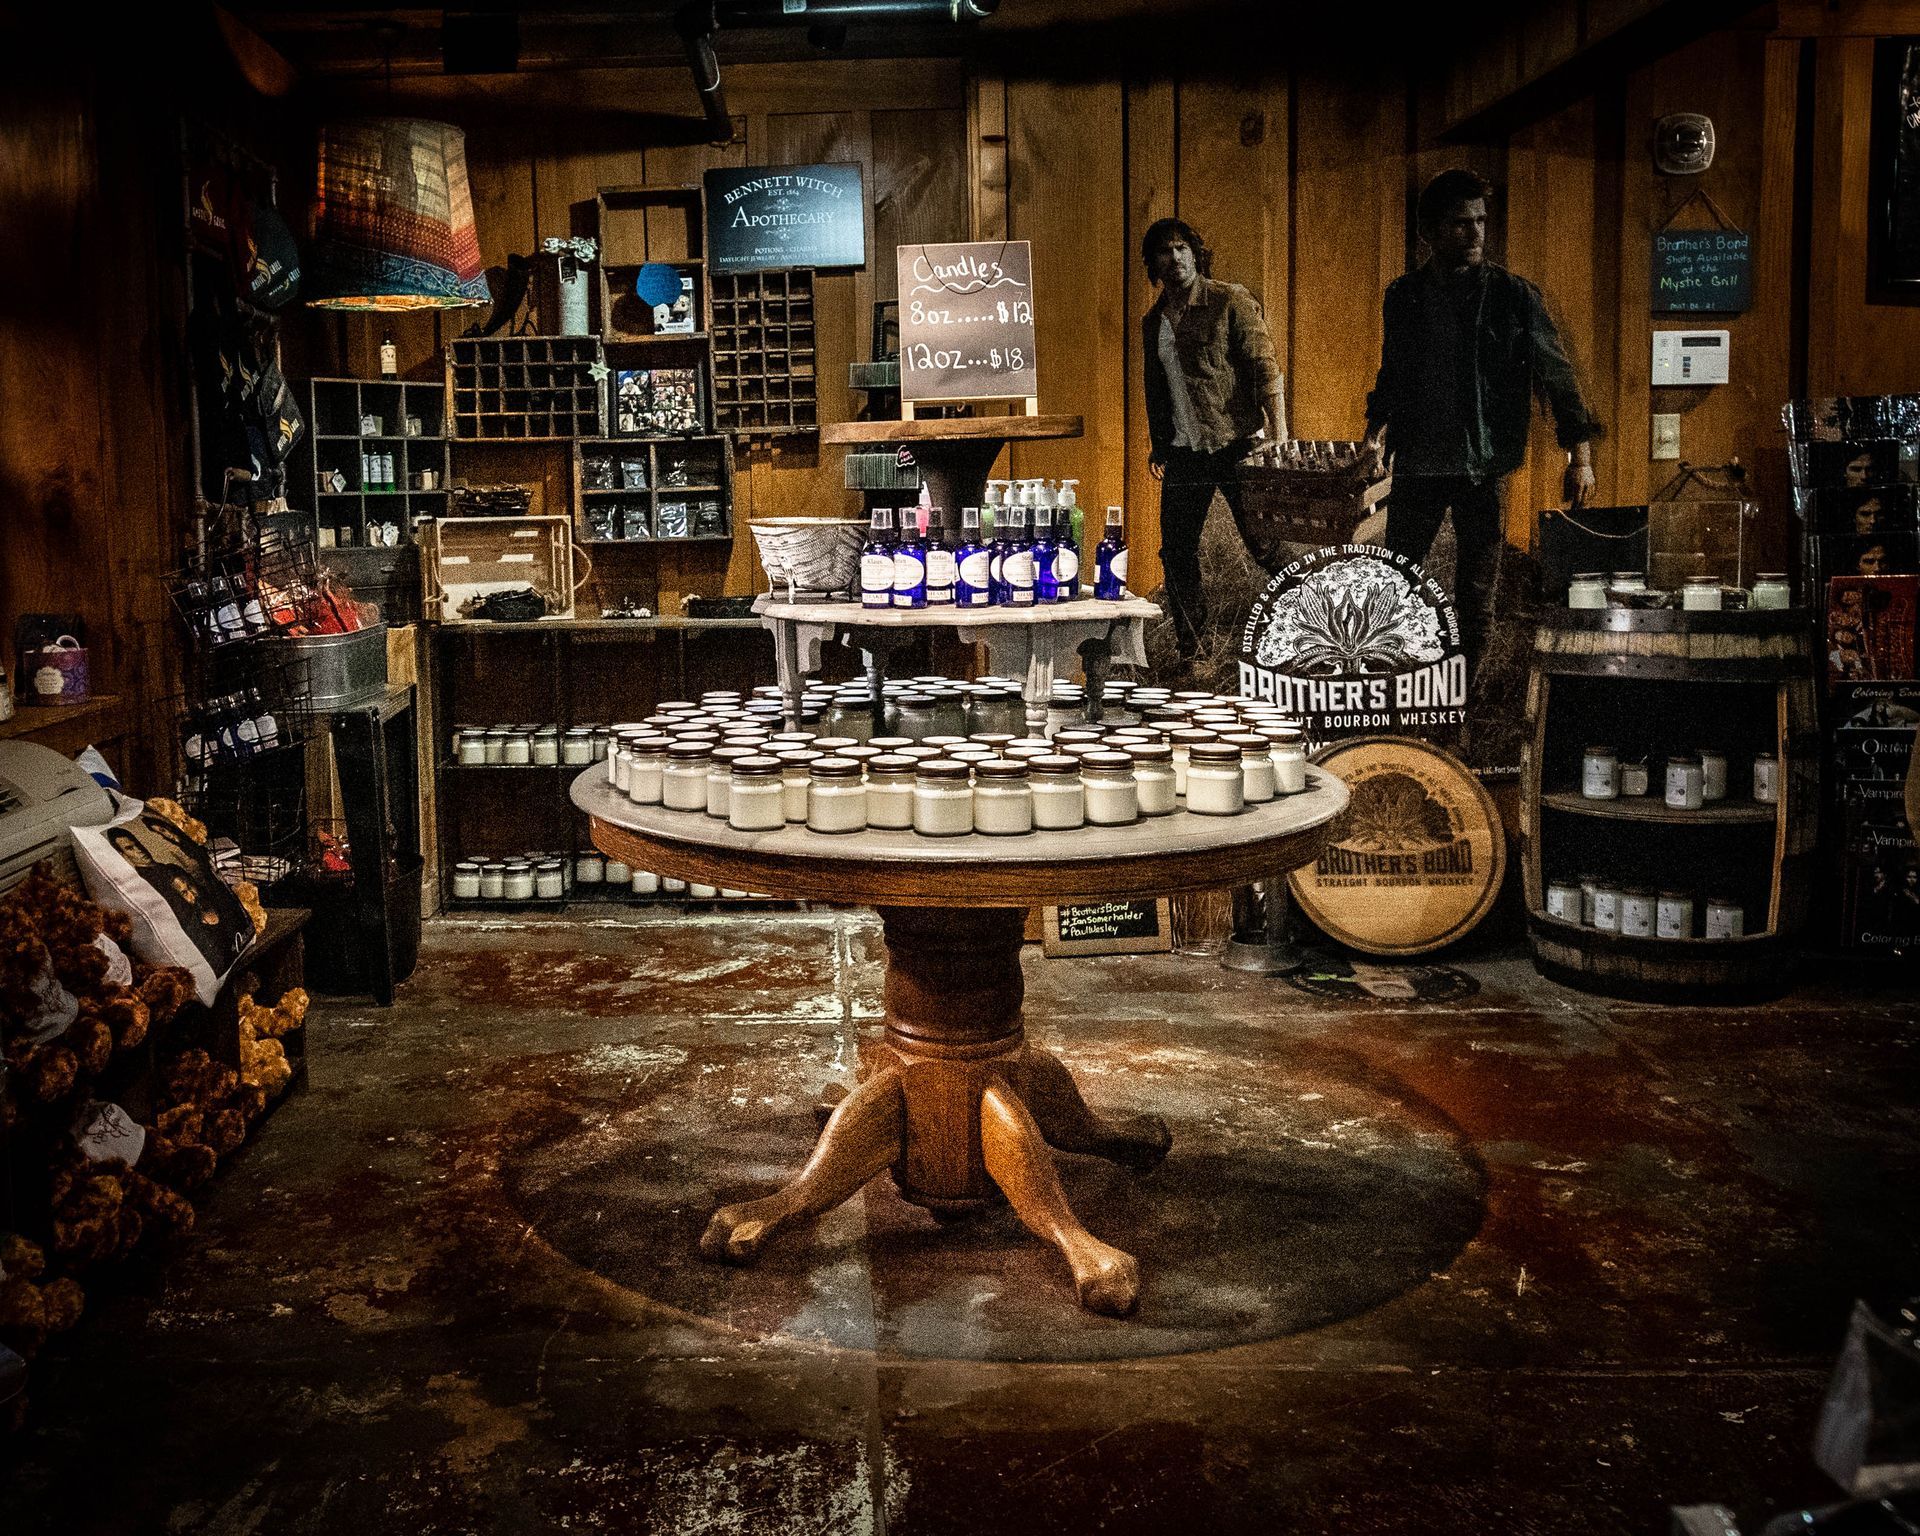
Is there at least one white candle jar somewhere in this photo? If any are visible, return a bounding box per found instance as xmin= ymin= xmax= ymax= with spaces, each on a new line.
xmin=611 ymin=745 xmax=633 ymax=792
xmin=531 ymin=728 xmax=560 ymax=766
xmin=729 ymin=757 xmax=787 ymax=831
xmin=1080 ymin=751 xmax=1140 ymax=825
xmin=1665 ymin=755 xmax=1704 ymax=810
xmin=1698 ymin=748 xmax=1727 ymax=802
xmin=1544 ymin=878 xmax=1580 ymax=923
xmin=503 ymin=860 xmax=535 ymax=901
xmin=1619 ymin=887 xmax=1657 ymax=939
xmin=1752 ymin=752 xmax=1779 ymax=805
xmin=1169 ymin=729 xmax=1216 ymax=798
xmin=1657 ymin=891 xmax=1694 ymax=939
xmin=1124 ymin=743 xmax=1177 ymax=815
xmin=1030 ymin=756 xmax=1086 ymax=830
xmin=480 ymin=862 xmax=506 ymax=900
xmin=1579 ymin=873 xmax=1601 ymax=926
xmin=562 ymin=728 xmax=594 ymax=765
xmin=972 ymin=761 xmax=1034 ymax=835
xmin=1751 ymin=573 xmax=1790 ymax=610
xmin=457 ymin=730 xmax=488 ymax=765
xmin=626 ymin=742 xmax=667 ymax=805
xmin=535 ymin=859 xmax=566 ymax=899
xmin=484 ymin=728 xmax=508 ymax=765
xmin=1186 ymin=742 xmax=1246 ymax=816
xmin=662 ymin=877 xmax=688 ymax=894
xmin=452 ymin=862 xmax=481 ymax=900
xmin=807 ymin=758 xmax=867 ymax=833
xmin=1620 ymin=756 xmax=1650 ymax=797
xmin=574 ymin=852 xmax=604 ymax=885
xmin=1270 ymin=740 xmax=1308 ymax=795
xmin=1224 ymin=735 xmax=1277 ymax=803
xmin=631 ymin=869 xmax=660 ymax=895
xmin=605 ymin=859 xmax=631 ymax=885
xmin=1592 ymin=885 xmax=1622 ymax=934
xmin=864 ymin=757 xmax=918 ymax=829
xmin=1705 ymin=897 xmax=1744 ymax=939
xmin=777 ymin=750 xmax=821 ymax=822
xmin=663 ymin=744 xmax=712 ymax=811
xmin=1581 ymin=745 xmax=1619 ymax=800
xmin=708 ymin=747 xmax=756 ymax=819
xmin=1681 ymin=577 xmax=1723 ymax=612
xmin=1568 ymin=572 xmax=1607 ymax=609
xmin=912 ymin=761 xmax=974 ymax=837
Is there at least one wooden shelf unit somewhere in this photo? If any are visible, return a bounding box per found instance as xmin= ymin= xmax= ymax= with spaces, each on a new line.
xmin=572 ymin=435 xmax=734 ymax=546
xmin=593 ymin=185 xmax=706 ymax=344
xmin=448 ymin=336 xmax=605 ymax=441
xmin=296 ymin=377 xmax=450 ymax=547
xmin=711 ymin=269 xmax=818 ymax=435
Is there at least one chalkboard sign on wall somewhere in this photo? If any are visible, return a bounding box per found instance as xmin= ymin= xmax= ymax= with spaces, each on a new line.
xmin=895 ymin=240 xmax=1039 ymax=405
xmin=703 ymin=164 xmax=866 ymax=276
xmin=1652 ymin=226 xmax=1752 ymax=313
xmin=1042 ymin=898 xmax=1173 ymax=957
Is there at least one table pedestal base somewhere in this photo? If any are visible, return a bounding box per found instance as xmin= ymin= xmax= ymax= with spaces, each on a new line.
xmin=698 ymin=905 xmax=1170 ymax=1315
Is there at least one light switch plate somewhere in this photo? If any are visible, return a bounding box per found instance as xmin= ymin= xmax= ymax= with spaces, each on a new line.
xmin=1652 ymin=413 xmax=1681 ymax=460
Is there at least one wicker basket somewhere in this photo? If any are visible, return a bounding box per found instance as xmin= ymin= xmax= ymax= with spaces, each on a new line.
xmin=748 ymin=517 xmax=867 ymax=599
xmin=1232 ymin=443 xmax=1392 ymax=572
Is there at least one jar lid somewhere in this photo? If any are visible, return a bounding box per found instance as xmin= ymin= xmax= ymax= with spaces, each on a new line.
xmin=975 ymin=758 xmax=1029 ymax=779
xmin=504 ymin=858 xmax=532 ymax=870
xmin=1029 ymin=754 xmax=1081 ymax=776
xmin=923 ymin=736 xmax=968 ymax=748
xmin=1170 ymin=727 xmax=1218 ymax=746
xmin=1667 ymin=752 xmax=1701 ymax=765
xmin=1080 ymin=750 xmax=1134 ymax=771
xmin=1052 ymin=728 xmax=1103 ymax=743
xmin=812 ymin=737 xmax=859 ymax=753
xmin=1006 ymin=743 xmax=1054 ymax=759
xmin=969 ymin=734 xmax=1017 ymax=748
xmin=565 ymin=725 xmax=594 ymax=736
xmin=916 ymin=758 xmax=971 ymax=780
xmin=454 ymin=861 xmax=480 ymax=872
xmin=1612 ymin=570 xmax=1645 ymax=580
xmin=910 ymin=675 xmax=946 ymax=686
xmin=1571 ymin=571 xmax=1605 ymax=582
xmin=896 ymin=744 xmax=943 ymax=760
xmin=711 ymin=745 xmax=757 ymax=764
xmin=482 ymin=860 xmax=507 ymax=871
xmin=810 ymin=756 xmax=862 ymax=778
xmin=1657 ymin=890 xmax=1692 ymax=902
xmin=770 ymin=732 xmax=817 ymax=745
xmin=1173 ymin=690 xmax=1214 ymax=702
xmin=1123 ymin=741 xmax=1173 ymax=763
xmin=1190 ymin=741 xmax=1244 ymax=762
xmin=732 ymin=755 xmax=782 ymax=777
xmin=1585 ymin=743 xmax=1615 ymax=755
xmin=1705 ymin=894 xmax=1740 ymax=906
xmin=1222 ymin=733 xmax=1271 ymax=754
xmin=868 ymin=737 xmax=912 ymax=751
xmin=668 ymin=740 xmax=714 ymax=759
xmin=486 ymin=726 xmax=510 ymax=737
xmin=1684 ymin=575 xmax=1721 ymax=587
xmin=896 ymin=693 xmax=935 ymax=708
xmin=775 ymin=748 xmax=823 ymax=763
xmin=1753 ymin=749 xmax=1777 ymax=760
xmin=536 ymin=858 xmax=564 ymax=871
xmin=1756 ymin=572 xmax=1787 ymax=581
xmin=867 ymin=754 xmax=916 ymax=775
xmin=628 ymin=737 xmax=669 ymax=755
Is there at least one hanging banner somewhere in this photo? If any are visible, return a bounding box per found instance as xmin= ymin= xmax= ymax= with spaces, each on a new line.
xmin=1236 ymin=544 xmax=1466 ymax=739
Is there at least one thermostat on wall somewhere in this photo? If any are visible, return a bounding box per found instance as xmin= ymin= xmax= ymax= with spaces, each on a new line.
xmin=1651 ymin=329 xmax=1730 ymax=386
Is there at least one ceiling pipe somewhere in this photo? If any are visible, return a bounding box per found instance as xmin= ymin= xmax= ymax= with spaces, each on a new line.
xmin=673 ymin=3 xmax=734 ymax=145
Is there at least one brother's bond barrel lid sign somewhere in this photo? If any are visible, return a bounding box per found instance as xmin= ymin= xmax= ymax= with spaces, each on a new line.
xmin=1237 ymin=544 xmax=1466 ymax=740
xmin=704 ymin=164 xmax=867 ymax=276
xmin=1287 ymin=736 xmax=1505 ymax=957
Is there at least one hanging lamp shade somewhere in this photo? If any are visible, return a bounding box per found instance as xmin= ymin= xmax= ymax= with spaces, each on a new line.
xmin=306 ymin=118 xmax=490 ymax=310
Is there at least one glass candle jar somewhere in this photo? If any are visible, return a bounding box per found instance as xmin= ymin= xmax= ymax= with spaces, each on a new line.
xmin=531 ymin=727 xmax=560 ymax=766
xmin=574 ymin=852 xmax=603 ymax=886
xmin=1657 ymin=891 xmax=1694 ymax=939
xmin=708 ymin=746 xmax=754 ymax=820
xmin=1705 ymin=897 xmax=1744 ymax=939
xmin=1545 ymin=877 xmax=1580 ymax=923
xmin=1620 ymin=755 xmax=1650 ymax=798
xmin=611 ymin=744 xmax=633 ymax=793
xmin=631 ymin=869 xmax=660 ymax=896
xmin=1080 ymin=751 xmax=1140 ymax=825
xmin=1619 ymin=887 xmax=1657 ymax=939
xmin=973 ymin=760 xmax=1034 ymax=835
xmin=913 ymin=760 xmax=974 ymax=837
xmin=776 ymin=749 xmax=821 ymax=823
xmin=1124 ymin=742 xmax=1177 ymax=815
xmin=1568 ymin=572 xmax=1607 ymax=610
xmin=457 ymin=729 xmax=488 ymax=765
xmin=484 ymin=728 xmax=509 ymax=765
xmin=1222 ymin=734 xmax=1277 ymax=803
xmin=1579 ymin=872 xmax=1601 ymax=926
xmin=452 ymin=862 xmax=481 ymax=900
xmin=1665 ymin=754 xmax=1704 ymax=810
xmin=1698 ymin=748 xmax=1728 ymax=803
xmin=561 ymin=728 xmax=594 ymax=765
xmin=1592 ymin=884 xmax=1622 ymax=934
xmin=626 ymin=740 xmax=667 ymax=805
xmin=1752 ymin=751 xmax=1779 ymax=804
xmin=1186 ymin=741 xmax=1246 ymax=816
xmin=503 ymin=860 xmax=535 ymax=901
xmin=1267 ymin=734 xmax=1308 ymax=795
xmin=480 ymin=861 xmax=506 ymax=900
xmin=807 ymin=757 xmax=867 ymax=833
xmin=535 ymin=858 xmax=566 ymax=899
xmin=1168 ymin=727 xmax=1217 ymax=798
xmin=1751 ymin=573 xmax=1790 ymax=610
xmin=663 ymin=742 xmax=712 ymax=811
xmin=865 ymin=755 xmax=918 ymax=829
xmin=895 ymin=695 xmax=937 ymax=740
xmin=1681 ymin=576 xmax=1723 ymax=612
xmin=729 ymin=756 xmax=787 ymax=831
xmin=1028 ymin=755 xmax=1085 ymax=829
xmin=1580 ymin=744 xmax=1619 ymax=799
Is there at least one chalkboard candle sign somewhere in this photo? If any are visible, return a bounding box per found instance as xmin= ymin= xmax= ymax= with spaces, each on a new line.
xmin=895 ymin=240 xmax=1041 ymax=419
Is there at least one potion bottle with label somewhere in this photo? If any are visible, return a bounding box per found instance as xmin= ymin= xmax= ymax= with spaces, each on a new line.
xmin=923 ymin=508 xmax=957 ymax=606
xmin=956 ymin=507 xmax=991 ymax=607
xmin=892 ymin=508 xmax=927 ymax=609
xmin=1004 ymin=505 xmax=1036 ymax=606
xmin=1051 ymin=494 xmax=1081 ymax=602
xmin=861 ymin=507 xmax=896 ymax=610
xmin=1094 ymin=506 xmax=1128 ymax=600
xmin=1060 ymin=477 xmax=1085 ymax=556
xmin=1032 ymin=503 xmax=1061 ymax=603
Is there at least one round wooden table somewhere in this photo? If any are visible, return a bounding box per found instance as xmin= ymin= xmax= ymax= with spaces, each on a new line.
xmin=575 ymin=767 xmax=1350 ymax=1315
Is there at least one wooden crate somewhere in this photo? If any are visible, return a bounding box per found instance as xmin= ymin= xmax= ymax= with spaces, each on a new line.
xmin=422 ymin=515 xmax=583 ymax=622
xmin=1232 ymin=448 xmax=1391 ymax=568
xmin=448 ymin=336 xmax=605 ymax=440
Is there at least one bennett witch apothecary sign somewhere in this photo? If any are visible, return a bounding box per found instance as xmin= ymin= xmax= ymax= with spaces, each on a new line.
xmin=703 ymin=164 xmax=866 ymax=275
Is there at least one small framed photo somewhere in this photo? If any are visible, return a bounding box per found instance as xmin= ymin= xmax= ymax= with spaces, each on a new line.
xmin=614 ymin=367 xmax=704 ymax=437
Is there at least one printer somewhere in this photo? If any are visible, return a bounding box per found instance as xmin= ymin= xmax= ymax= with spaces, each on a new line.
xmin=0 ymin=741 xmax=117 ymax=892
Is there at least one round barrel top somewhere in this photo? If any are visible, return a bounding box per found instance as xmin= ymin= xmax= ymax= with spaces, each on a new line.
xmin=575 ymin=766 xmax=1348 ymax=909
xmin=1534 ymin=606 xmax=1813 ymax=680
xmin=820 ymin=415 xmax=1084 ymax=447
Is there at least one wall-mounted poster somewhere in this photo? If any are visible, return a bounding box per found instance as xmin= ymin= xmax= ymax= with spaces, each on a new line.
xmin=1870 ymin=38 xmax=1920 ymax=299
xmin=614 ymin=368 xmax=704 ymax=436
xmin=704 ymin=164 xmax=866 ymax=275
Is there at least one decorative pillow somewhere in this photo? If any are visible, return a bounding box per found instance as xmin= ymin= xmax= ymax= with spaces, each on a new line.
xmin=70 ymin=803 xmax=253 ymax=1005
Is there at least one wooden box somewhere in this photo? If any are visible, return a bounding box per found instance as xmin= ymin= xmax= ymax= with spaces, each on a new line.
xmin=1232 ymin=449 xmax=1392 ymax=569
xmin=422 ymin=515 xmax=583 ymax=623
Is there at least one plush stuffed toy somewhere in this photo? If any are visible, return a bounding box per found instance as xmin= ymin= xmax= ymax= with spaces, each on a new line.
xmin=235 ymin=988 xmax=306 ymax=1100
xmin=0 ymin=1234 xmax=84 ymax=1358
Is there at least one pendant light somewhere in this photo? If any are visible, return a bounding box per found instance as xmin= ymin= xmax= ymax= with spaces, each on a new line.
xmin=305 ymin=116 xmax=490 ymax=311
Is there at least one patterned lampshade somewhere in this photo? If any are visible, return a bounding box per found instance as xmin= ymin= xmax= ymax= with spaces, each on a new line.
xmin=307 ymin=118 xmax=490 ymax=310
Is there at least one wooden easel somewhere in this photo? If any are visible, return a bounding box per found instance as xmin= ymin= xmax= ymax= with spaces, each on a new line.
xmin=901 ymin=394 xmax=1040 ymax=422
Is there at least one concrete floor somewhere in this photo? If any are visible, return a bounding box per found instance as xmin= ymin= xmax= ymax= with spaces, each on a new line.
xmin=4 ymin=910 xmax=1918 ymax=1534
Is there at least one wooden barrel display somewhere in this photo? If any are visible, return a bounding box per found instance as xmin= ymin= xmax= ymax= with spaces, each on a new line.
xmin=1289 ymin=736 xmax=1506 ymax=956
xmin=1522 ymin=608 xmax=1817 ymax=999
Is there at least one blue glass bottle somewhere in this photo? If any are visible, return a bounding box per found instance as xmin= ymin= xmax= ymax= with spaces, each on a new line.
xmin=923 ymin=508 xmax=956 ymax=606
xmin=1094 ymin=505 xmax=1128 ymax=600
xmin=891 ymin=507 xmax=927 ymax=609
xmin=1050 ymin=499 xmax=1081 ymax=602
xmin=1003 ymin=505 xmax=1036 ymax=607
xmin=956 ymin=507 xmax=991 ymax=607
xmin=1032 ymin=504 xmax=1061 ymax=603
xmin=860 ymin=507 xmax=895 ymax=609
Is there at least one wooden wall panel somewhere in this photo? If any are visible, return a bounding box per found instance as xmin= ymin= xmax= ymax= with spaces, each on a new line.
xmin=1004 ymin=79 xmax=1128 ymax=525
xmin=1124 ymin=77 xmax=1177 ymax=602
